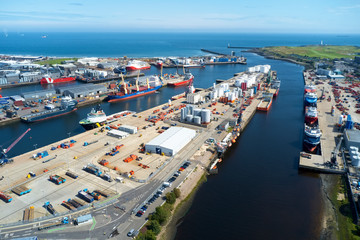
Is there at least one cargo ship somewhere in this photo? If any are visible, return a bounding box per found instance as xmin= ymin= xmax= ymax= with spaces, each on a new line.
xmin=125 ymin=60 xmax=151 ymax=71
xmin=79 ymin=105 xmax=107 ymax=130
xmin=305 ymin=107 xmax=318 ymax=125
xmin=107 ymin=75 xmax=162 ymax=102
xmin=304 ymin=92 xmax=317 ymax=107
xmin=167 ymin=73 xmax=194 ymax=87
xmin=257 ymin=93 xmax=273 ymax=111
xmin=270 ymin=79 xmax=281 ymax=97
xmin=21 ymin=96 xmax=77 ymax=122
xmin=40 ymin=75 xmax=76 ymax=84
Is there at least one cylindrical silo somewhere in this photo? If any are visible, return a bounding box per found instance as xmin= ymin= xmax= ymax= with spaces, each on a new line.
xmin=181 ymin=108 xmax=186 ymax=121
xmin=188 ymin=105 xmax=194 ymax=115
xmin=249 ymin=89 xmax=254 ymax=97
xmin=193 ymin=109 xmax=201 ymax=117
xmin=186 ymin=115 xmax=193 ymax=122
xmin=194 ymin=116 xmax=201 ymax=125
xmin=201 ymin=109 xmax=211 ymax=124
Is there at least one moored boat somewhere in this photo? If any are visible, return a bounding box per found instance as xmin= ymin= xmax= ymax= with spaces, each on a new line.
xmin=79 ymin=105 xmax=107 ymax=130
xmin=304 ymin=124 xmax=322 ymax=138
xmin=167 ymin=73 xmax=194 ymax=87
xmin=21 ymin=96 xmax=77 ymax=122
xmin=107 ymin=74 xmax=162 ymax=102
xmin=257 ymin=93 xmax=273 ymax=111
xmin=305 ymin=106 xmax=318 ymax=125
xmin=271 ymin=79 xmax=281 ymax=97
xmin=125 ymin=60 xmax=151 ymax=71
xmin=304 ymin=85 xmax=317 ymax=93
xmin=304 ymin=92 xmax=317 ymax=107
xmin=40 ymin=75 xmax=76 ymax=84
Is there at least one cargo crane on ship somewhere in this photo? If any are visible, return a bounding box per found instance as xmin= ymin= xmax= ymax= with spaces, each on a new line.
xmin=0 ymin=128 xmax=31 ymax=166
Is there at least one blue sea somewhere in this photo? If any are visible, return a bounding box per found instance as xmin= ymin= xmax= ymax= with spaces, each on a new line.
xmin=0 ymin=32 xmax=360 ymax=58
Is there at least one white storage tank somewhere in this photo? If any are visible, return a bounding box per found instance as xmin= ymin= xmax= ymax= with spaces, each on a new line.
xmin=235 ymin=79 xmax=242 ymax=87
xmin=181 ymin=108 xmax=186 ymax=121
xmin=193 ymin=109 xmax=201 ymax=117
xmin=193 ymin=116 xmax=201 ymax=125
xmin=187 ymin=105 xmax=194 ymax=115
xmin=352 ymin=155 xmax=360 ymax=167
xmin=350 ymin=146 xmax=359 ymax=152
xmin=186 ymin=115 xmax=193 ymax=122
xmin=201 ymin=109 xmax=211 ymax=124
xmin=249 ymin=89 xmax=254 ymax=97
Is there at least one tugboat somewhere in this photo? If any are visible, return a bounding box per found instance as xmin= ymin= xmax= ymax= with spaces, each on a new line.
xmin=79 ymin=105 xmax=107 ymax=130
xmin=304 ymin=92 xmax=317 ymax=107
xmin=21 ymin=96 xmax=77 ymax=122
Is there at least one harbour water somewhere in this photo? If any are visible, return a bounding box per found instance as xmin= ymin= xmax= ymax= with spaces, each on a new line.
xmin=174 ymin=54 xmax=322 ymax=240
xmin=1 ymin=33 xmax=360 ymax=239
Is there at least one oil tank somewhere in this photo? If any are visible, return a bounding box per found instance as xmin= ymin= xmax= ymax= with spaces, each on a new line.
xmin=186 ymin=115 xmax=193 ymax=122
xmin=193 ymin=116 xmax=201 ymax=125
xmin=187 ymin=105 xmax=194 ymax=115
xmin=193 ymin=109 xmax=201 ymax=117
xmin=181 ymin=108 xmax=186 ymax=121
xmin=249 ymin=89 xmax=254 ymax=97
xmin=201 ymin=109 xmax=211 ymax=124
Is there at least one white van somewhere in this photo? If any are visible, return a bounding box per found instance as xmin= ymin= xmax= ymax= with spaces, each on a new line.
xmin=116 ymin=177 xmax=124 ymax=183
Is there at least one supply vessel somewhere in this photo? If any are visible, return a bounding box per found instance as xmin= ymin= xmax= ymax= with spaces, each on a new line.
xmin=40 ymin=75 xmax=76 ymax=84
xmin=21 ymin=96 xmax=78 ymax=122
xmin=79 ymin=105 xmax=107 ymax=130
xmin=125 ymin=60 xmax=151 ymax=71
xmin=167 ymin=72 xmax=194 ymax=87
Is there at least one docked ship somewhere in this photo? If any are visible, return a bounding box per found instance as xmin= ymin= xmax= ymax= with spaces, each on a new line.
xmin=303 ymin=135 xmax=321 ymax=153
xmin=257 ymin=93 xmax=273 ymax=111
xmin=167 ymin=72 xmax=194 ymax=87
xmin=125 ymin=60 xmax=151 ymax=71
xmin=304 ymin=85 xmax=317 ymax=93
xmin=183 ymin=63 xmax=205 ymax=68
xmin=79 ymin=105 xmax=107 ymax=130
xmin=107 ymin=74 xmax=162 ymax=102
xmin=40 ymin=75 xmax=76 ymax=84
xmin=304 ymin=124 xmax=322 ymax=138
xmin=270 ymin=79 xmax=281 ymax=97
xmin=305 ymin=106 xmax=318 ymax=125
xmin=304 ymin=92 xmax=317 ymax=107
xmin=155 ymin=60 xmax=163 ymax=68
xmin=21 ymin=96 xmax=77 ymax=122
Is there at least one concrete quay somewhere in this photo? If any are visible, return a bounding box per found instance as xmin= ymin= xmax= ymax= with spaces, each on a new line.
xmin=298 ymin=71 xmax=345 ymax=173
xmin=0 ymin=70 xmax=267 ymax=239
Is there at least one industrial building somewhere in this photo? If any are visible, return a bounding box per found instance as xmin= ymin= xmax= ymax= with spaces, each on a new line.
xmin=145 ymin=127 xmax=196 ymax=156
xmin=56 ymin=84 xmax=107 ymax=98
xmin=107 ymin=129 xmax=129 ymax=139
xmin=22 ymin=89 xmax=56 ymax=100
xmin=118 ymin=125 xmax=138 ymax=134
xmin=187 ymin=93 xmax=203 ymax=104
xmin=344 ymin=129 xmax=360 ymax=150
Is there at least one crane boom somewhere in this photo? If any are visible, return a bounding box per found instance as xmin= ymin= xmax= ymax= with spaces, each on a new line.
xmin=5 ymin=128 xmax=31 ymax=154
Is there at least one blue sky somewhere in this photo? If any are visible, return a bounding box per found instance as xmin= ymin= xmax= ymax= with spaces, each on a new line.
xmin=1 ymin=0 xmax=360 ymax=33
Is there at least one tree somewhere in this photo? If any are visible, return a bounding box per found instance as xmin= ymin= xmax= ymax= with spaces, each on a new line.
xmin=144 ymin=230 xmax=156 ymax=240
xmin=174 ymin=188 xmax=181 ymax=198
xmin=147 ymin=220 xmax=161 ymax=235
xmin=166 ymin=192 xmax=176 ymax=204
xmin=151 ymin=206 xmax=171 ymax=225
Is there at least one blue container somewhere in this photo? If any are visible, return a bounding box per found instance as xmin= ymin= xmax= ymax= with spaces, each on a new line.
xmin=253 ymin=86 xmax=257 ymax=94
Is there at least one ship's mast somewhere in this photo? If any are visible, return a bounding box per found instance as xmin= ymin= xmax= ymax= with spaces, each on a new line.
xmin=121 ymin=73 xmax=127 ymax=94
xmin=136 ymin=71 xmax=140 ymax=92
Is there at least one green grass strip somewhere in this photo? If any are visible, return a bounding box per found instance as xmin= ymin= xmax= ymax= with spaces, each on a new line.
xmin=90 ymin=217 xmax=96 ymax=231
xmin=47 ymin=226 xmax=65 ymax=233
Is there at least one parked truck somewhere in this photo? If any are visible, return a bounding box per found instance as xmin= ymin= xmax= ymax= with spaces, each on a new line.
xmin=0 ymin=191 xmax=12 ymax=202
xmin=44 ymin=201 xmax=57 ymax=215
xmin=78 ymin=189 xmax=94 ymax=203
xmin=83 ymin=163 xmax=102 ymax=176
xmin=38 ymin=217 xmax=69 ymax=231
xmin=65 ymin=171 xmax=78 ymax=179
xmin=68 ymin=198 xmax=83 ymax=208
xmin=49 ymin=175 xmax=66 ymax=185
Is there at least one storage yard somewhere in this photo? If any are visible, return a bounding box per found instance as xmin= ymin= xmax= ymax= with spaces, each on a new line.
xmin=0 ymin=66 xmax=271 ymax=228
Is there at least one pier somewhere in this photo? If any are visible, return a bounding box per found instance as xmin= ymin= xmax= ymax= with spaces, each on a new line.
xmin=0 ymin=69 xmax=267 ymax=226
xmin=298 ymin=71 xmax=346 ymax=173
xmin=200 ymin=48 xmax=230 ymax=56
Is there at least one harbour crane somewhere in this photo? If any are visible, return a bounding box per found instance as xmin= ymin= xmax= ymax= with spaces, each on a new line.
xmin=0 ymin=128 xmax=31 ymax=166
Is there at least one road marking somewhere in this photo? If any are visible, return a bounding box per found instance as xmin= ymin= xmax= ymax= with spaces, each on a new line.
xmin=47 ymin=227 xmax=65 ymax=233
xmin=90 ymin=217 xmax=96 ymax=231
xmin=25 ymin=230 xmax=32 ymax=233
xmin=4 ymin=233 xmax=8 ymax=238
xmin=22 ymin=233 xmax=31 ymax=236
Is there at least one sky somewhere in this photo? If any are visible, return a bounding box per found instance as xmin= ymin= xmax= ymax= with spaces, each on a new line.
xmin=1 ymin=0 xmax=360 ymax=33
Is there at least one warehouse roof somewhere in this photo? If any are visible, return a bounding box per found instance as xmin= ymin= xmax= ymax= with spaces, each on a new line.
xmin=146 ymin=127 xmax=196 ymax=152
xmin=345 ymin=129 xmax=360 ymax=143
